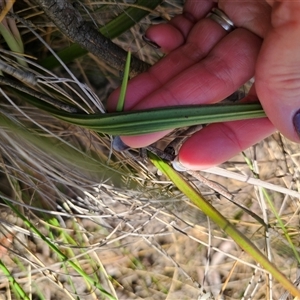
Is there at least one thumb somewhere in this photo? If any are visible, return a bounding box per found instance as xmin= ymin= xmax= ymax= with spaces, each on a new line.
xmin=255 ymin=1 xmax=300 ymax=143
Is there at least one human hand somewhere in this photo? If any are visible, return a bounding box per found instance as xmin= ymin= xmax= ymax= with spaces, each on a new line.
xmin=107 ymin=1 xmax=300 ymax=170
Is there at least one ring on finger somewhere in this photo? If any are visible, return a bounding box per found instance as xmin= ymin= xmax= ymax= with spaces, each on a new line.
xmin=207 ymin=8 xmax=235 ymax=33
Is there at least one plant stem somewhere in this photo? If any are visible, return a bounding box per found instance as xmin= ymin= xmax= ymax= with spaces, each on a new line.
xmin=34 ymin=0 xmax=150 ymax=76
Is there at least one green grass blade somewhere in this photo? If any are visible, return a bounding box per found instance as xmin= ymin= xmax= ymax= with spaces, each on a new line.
xmin=262 ymin=189 xmax=300 ymax=263
xmin=20 ymin=91 xmax=266 ymax=135
xmin=2 ymin=197 xmax=116 ymax=300
xmin=40 ymin=0 xmax=163 ymax=69
xmin=0 ymin=259 xmax=30 ymax=300
xmin=243 ymin=154 xmax=300 ymax=264
xmin=116 ymin=51 xmax=131 ymax=112
xmin=0 ymin=23 xmax=23 ymax=53
xmin=148 ymin=152 xmax=300 ymax=298
xmin=0 ymin=20 xmax=27 ymax=66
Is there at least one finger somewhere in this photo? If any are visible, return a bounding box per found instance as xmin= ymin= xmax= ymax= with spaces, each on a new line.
xmin=107 ymin=18 xmax=228 ymax=111
xmin=183 ymin=0 xmax=215 ymax=21
xmin=135 ymin=28 xmax=262 ymax=109
xmin=174 ymin=88 xmax=272 ymax=170
xmin=255 ymin=2 xmax=300 ymax=143
xmin=143 ymin=1 xmax=215 ymax=53
xmin=218 ymin=0 xmax=271 ymax=38
xmin=176 ymin=118 xmax=275 ymax=170
xmin=120 ymin=29 xmax=262 ymax=147
xmin=143 ymin=23 xmax=186 ymax=53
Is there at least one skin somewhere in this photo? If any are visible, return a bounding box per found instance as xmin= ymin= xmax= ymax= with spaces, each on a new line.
xmin=107 ymin=0 xmax=300 ymax=170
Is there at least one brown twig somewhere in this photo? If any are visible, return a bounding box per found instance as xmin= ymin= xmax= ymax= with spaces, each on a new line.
xmin=34 ymin=0 xmax=150 ymax=77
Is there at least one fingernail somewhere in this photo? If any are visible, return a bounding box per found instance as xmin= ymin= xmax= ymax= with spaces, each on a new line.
xmin=172 ymin=156 xmax=189 ymax=172
xmin=142 ymin=35 xmax=161 ymax=49
xmin=293 ymin=109 xmax=300 ymax=138
xmin=112 ymin=136 xmax=131 ymax=151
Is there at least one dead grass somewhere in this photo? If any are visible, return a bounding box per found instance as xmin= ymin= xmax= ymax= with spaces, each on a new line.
xmin=0 ymin=1 xmax=299 ymax=299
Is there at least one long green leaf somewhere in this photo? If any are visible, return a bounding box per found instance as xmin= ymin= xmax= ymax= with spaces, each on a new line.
xmin=148 ymin=152 xmax=300 ymax=298
xmin=116 ymin=51 xmax=131 ymax=112
xmin=22 ymin=93 xmax=266 ymax=136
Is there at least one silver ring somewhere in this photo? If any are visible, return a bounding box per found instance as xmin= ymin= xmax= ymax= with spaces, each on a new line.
xmin=207 ymin=8 xmax=235 ymax=32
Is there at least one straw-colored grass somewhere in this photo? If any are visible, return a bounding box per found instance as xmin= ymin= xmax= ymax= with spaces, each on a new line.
xmin=0 ymin=1 xmax=299 ymax=299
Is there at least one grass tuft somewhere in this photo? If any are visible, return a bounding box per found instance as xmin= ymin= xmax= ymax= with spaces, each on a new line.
xmin=0 ymin=1 xmax=299 ymax=299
